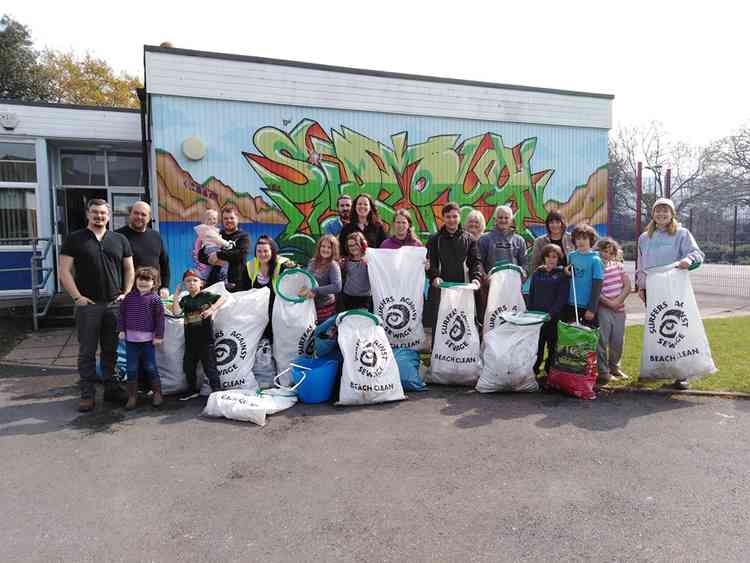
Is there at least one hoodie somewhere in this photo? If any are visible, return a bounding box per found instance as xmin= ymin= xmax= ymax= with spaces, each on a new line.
xmin=636 ymin=226 xmax=703 ymax=287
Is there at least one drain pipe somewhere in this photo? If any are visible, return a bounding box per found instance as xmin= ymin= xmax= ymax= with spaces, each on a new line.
xmin=136 ymin=87 xmax=150 ymax=204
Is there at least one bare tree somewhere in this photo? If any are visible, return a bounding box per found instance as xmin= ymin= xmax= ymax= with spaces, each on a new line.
xmin=609 ymin=122 xmax=713 ymax=220
xmin=705 ymin=125 xmax=750 ymax=207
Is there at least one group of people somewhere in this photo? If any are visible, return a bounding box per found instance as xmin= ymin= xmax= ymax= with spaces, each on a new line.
xmin=59 ymin=191 xmax=704 ymax=413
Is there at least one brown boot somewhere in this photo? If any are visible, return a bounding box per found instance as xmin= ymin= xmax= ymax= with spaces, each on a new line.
xmin=151 ymin=379 xmax=163 ymax=408
xmin=125 ymin=382 xmax=138 ymax=410
xmin=78 ymin=397 xmax=95 ymax=412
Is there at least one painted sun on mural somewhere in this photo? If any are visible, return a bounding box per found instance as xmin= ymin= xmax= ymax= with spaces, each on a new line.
xmin=157 ymin=119 xmax=607 ymax=263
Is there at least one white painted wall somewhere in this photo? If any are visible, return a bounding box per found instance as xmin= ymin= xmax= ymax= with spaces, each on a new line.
xmin=145 ymin=50 xmax=612 ymax=130
xmin=0 ymin=103 xmax=141 ymax=142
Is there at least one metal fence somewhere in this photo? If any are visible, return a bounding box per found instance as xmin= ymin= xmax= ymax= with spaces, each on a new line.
xmin=624 ymin=261 xmax=750 ymax=299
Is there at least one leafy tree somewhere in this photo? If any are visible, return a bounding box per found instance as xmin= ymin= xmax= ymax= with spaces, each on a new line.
xmin=0 ymin=14 xmax=51 ymax=100
xmin=40 ymin=50 xmax=142 ymax=108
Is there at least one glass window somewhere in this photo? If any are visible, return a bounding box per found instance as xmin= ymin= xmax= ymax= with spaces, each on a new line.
xmin=0 ymin=189 xmax=37 ymax=244
xmin=61 ymin=150 xmax=105 ymax=186
xmin=0 ymin=142 xmax=37 ymax=183
xmin=111 ymin=193 xmax=143 ymax=231
xmin=107 ymin=152 xmax=143 ymax=187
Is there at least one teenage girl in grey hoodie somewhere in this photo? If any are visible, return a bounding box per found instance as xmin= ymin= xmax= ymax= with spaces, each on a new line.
xmin=636 ymin=198 xmax=704 ymax=389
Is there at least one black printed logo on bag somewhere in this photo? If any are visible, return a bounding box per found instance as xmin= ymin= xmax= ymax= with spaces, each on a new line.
xmin=487 ymin=304 xmax=521 ymax=331
xmin=297 ymin=324 xmax=316 ymax=356
xmin=648 ymin=300 xmax=689 ymax=349
xmin=440 ymin=308 xmax=472 ymax=352
xmin=354 ymin=338 xmax=389 ymax=378
xmin=377 ymin=296 xmax=417 ymax=339
xmin=214 ymin=329 xmax=248 ymax=382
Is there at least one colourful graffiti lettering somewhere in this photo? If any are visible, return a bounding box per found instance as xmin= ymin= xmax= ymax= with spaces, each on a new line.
xmin=243 ymin=120 xmax=554 ymax=260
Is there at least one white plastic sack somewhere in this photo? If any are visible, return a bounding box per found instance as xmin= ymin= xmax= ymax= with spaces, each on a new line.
xmin=640 ymin=264 xmax=716 ymax=380
xmin=368 ymin=247 xmax=427 ymax=349
xmin=199 ymin=287 xmax=270 ymax=393
xmin=427 ymin=283 xmax=482 ymax=385
xmin=272 ymin=269 xmax=317 ymax=386
xmin=476 ymin=311 xmax=548 ymax=393
xmin=155 ymin=314 xmax=189 ymax=395
xmin=483 ymin=264 xmax=527 ymax=335
xmin=336 ymin=311 xmax=406 ymax=405
xmin=202 ymin=388 xmax=297 ymax=426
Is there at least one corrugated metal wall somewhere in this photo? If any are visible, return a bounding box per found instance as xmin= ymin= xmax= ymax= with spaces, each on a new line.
xmin=152 ymin=94 xmax=608 ymax=283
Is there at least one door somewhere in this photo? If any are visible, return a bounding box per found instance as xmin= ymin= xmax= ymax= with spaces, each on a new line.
xmin=59 ymin=188 xmax=108 ymax=236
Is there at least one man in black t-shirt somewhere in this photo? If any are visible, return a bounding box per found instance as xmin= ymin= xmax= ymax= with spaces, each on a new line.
xmin=59 ymin=199 xmax=134 ymax=412
xmin=116 ymin=201 xmax=170 ymax=298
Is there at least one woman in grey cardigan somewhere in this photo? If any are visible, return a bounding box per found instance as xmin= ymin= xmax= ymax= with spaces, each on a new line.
xmin=301 ymin=235 xmax=343 ymax=323
xmin=530 ymin=210 xmax=575 ymax=272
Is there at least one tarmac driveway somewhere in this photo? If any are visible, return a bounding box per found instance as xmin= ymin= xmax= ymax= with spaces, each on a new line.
xmin=0 ymin=372 xmax=748 ymax=562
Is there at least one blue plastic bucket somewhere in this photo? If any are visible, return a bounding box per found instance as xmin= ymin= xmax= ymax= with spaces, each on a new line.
xmin=290 ymin=356 xmax=339 ymax=404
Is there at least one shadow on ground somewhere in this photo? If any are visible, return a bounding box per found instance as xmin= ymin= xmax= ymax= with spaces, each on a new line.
xmin=0 ymin=374 xmax=702 ymax=439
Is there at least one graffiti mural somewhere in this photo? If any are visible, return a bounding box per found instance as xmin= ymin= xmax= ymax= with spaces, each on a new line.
xmin=153 ymin=95 xmax=609 ymax=276
xmin=242 ymin=119 xmax=555 ymax=260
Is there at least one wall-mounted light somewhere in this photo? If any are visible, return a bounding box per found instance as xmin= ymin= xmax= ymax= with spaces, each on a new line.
xmin=182 ymin=136 xmax=206 ymax=161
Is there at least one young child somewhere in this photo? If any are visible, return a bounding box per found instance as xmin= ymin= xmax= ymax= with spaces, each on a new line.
xmin=193 ymin=209 xmax=232 ymax=282
xmin=340 ymin=231 xmax=372 ymax=312
xmin=563 ymin=224 xmax=604 ymax=329
xmin=595 ymin=237 xmax=631 ymax=382
xmin=527 ymin=244 xmax=570 ymax=377
xmin=172 ymin=269 xmax=225 ymax=399
xmin=117 ymin=267 xmax=166 ymax=410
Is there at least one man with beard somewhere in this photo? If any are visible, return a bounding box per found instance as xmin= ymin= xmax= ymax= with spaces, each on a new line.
xmin=116 ymin=201 xmax=170 ymax=298
xmin=59 ymin=199 xmax=134 ymax=412
xmin=198 ymin=206 xmax=250 ymax=291
xmin=324 ymin=194 xmax=353 ymax=236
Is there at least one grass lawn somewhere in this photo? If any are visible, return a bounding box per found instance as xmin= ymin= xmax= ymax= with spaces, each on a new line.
xmin=611 ymin=315 xmax=750 ymax=394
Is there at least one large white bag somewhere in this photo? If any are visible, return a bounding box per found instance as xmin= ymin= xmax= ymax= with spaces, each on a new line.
xmin=476 ymin=311 xmax=548 ymax=393
xmin=640 ymin=263 xmax=716 ymax=380
xmin=336 ymin=310 xmax=406 ymax=405
xmin=202 ymin=388 xmax=297 ymax=426
xmin=427 ymin=283 xmax=482 ymax=385
xmin=272 ymin=269 xmax=318 ymax=385
xmin=483 ymin=263 xmax=527 ymax=335
xmin=211 ymin=287 xmax=270 ymax=390
xmin=367 ymin=247 xmax=427 ymax=349
xmin=155 ymin=314 xmax=189 ymax=395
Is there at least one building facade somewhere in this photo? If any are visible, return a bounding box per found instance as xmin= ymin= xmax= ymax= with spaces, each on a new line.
xmin=0 ymin=101 xmax=144 ymax=296
xmin=0 ymin=46 xmax=613 ymax=296
xmin=145 ymin=46 xmax=613 ymax=284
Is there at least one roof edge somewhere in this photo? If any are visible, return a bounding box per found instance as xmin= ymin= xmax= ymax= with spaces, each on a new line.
xmin=0 ymin=99 xmax=140 ymax=114
xmin=143 ymin=45 xmax=615 ymax=101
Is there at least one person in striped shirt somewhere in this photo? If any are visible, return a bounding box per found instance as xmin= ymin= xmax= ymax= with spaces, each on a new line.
xmin=594 ymin=238 xmax=631 ymax=382
xmin=118 ymin=266 xmax=166 ymax=410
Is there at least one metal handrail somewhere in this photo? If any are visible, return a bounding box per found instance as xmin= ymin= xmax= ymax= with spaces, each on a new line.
xmin=0 ymin=237 xmax=56 ymax=331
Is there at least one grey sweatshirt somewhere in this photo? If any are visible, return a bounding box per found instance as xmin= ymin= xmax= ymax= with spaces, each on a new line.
xmin=342 ymin=259 xmax=370 ymax=296
xmin=636 ymin=226 xmax=704 ymax=287
xmin=308 ymin=261 xmax=342 ymax=307
xmin=478 ymin=229 xmax=528 ymax=274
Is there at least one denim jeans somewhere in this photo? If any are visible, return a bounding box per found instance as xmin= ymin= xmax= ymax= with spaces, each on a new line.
xmin=125 ymin=341 xmax=159 ymax=383
xmin=76 ymin=302 xmax=119 ymax=399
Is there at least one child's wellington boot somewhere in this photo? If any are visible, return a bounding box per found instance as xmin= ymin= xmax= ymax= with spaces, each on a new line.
xmin=125 ymin=382 xmax=138 ymax=410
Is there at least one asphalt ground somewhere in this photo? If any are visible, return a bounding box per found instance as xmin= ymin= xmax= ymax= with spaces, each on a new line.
xmin=1 ymin=372 xmax=748 ymax=563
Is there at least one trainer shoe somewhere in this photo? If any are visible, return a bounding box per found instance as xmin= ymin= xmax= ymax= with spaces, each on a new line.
xmin=673 ymin=379 xmax=689 ymax=390
xmin=611 ymin=367 xmax=629 ymax=380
